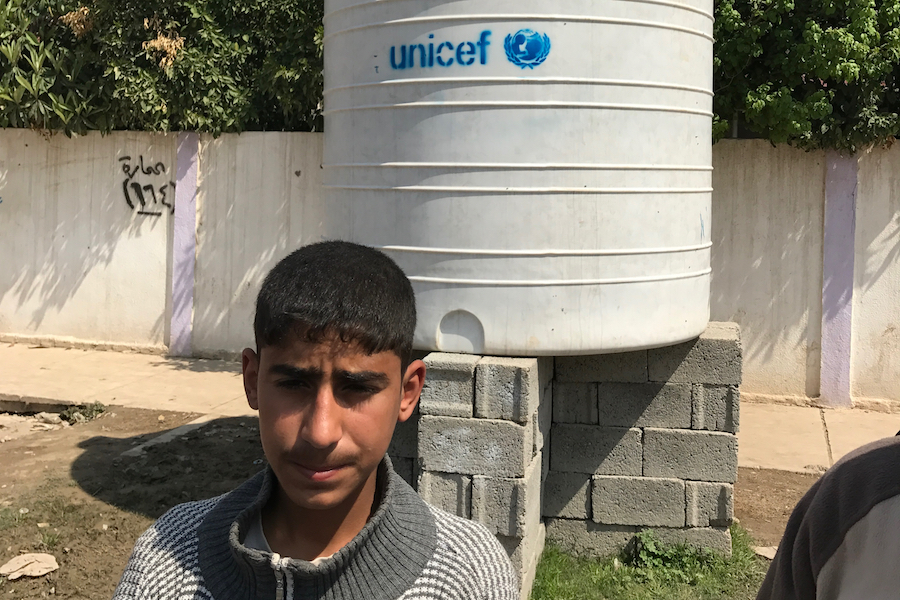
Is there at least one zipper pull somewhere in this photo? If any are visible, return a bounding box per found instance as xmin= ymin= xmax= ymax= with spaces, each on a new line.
xmin=271 ymin=553 xmax=285 ymax=600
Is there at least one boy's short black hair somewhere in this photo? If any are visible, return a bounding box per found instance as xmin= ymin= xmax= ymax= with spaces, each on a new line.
xmin=253 ymin=241 xmax=417 ymax=366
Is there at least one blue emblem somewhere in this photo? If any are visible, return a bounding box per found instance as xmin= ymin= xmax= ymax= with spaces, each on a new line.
xmin=504 ymin=29 xmax=551 ymax=69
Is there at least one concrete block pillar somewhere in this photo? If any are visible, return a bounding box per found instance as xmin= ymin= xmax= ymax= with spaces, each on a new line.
xmin=414 ymin=352 xmax=552 ymax=600
xmin=546 ymin=322 xmax=741 ymax=557
xmin=394 ymin=322 xmax=741 ymax=595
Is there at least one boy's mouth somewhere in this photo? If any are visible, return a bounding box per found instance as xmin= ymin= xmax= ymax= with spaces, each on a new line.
xmin=291 ymin=461 xmax=347 ymax=482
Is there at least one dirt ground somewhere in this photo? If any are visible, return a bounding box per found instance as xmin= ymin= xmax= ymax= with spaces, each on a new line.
xmin=0 ymin=408 xmax=264 ymax=599
xmin=734 ymin=467 xmax=822 ymax=547
xmin=0 ymin=408 xmax=820 ymax=599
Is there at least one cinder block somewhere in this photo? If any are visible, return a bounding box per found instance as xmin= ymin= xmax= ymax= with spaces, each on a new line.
xmin=597 ymin=383 xmax=691 ymax=428
xmin=418 ymin=471 xmax=472 ymax=518
xmin=648 ymin=322 xmax=742 ymax=385
xmin=553 ymin=383 xmax=598 ymax=424
xmin=550 ymin=425 xmax=642 ymax=476
xmin=692 ymin=385 xmax=740 ymax=433
xmin=533 ymin=385 xmax=553 ymax=455
xmin=545 ymin=519 xmax=638 ymax=557
xmin=543 ymin=472 xmax=590 ymax=519
xmin=686 ymin=482 xmax=734 ymax=527
xmin=389 ymin=414 xmax=418 ymax=458
xmin=393 ymin=457 xmax=415 ymax=489
xmin=653 ymin=526 xmax=732 ymax=557
xmin=643 ymin=428 xmax=737 ymax=483
xmin=472 ymin=454 xmax=541 ymax=537
xmin=592 ymin=476 xmax=685 ymax=527
xmin=475 ymin=357 xmax=542 ymax=423
xmin=555 ymin=352 xmax=648 ymax=383
xmin=497 ymin=520 xmax=545 ymax=600
xmin=419 ymin=353 xmax=479 ymax=417
xmin=419 ymin=415 xmax=533 ymax=477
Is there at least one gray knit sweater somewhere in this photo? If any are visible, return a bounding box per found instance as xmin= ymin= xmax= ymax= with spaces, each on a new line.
xmin=112 ymin=457 xmax=519 ymax=600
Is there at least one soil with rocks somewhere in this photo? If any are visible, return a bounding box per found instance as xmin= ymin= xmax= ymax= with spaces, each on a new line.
xmin=0 ymin=407 xmax=822 ymax=599
xmin=0 ymin=408 xmax=263 ymax=600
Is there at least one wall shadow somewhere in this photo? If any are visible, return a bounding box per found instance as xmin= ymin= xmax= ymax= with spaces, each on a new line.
xmin=849 ymin=147 xmax=900 ymax=396
xmin=190 ymin=132 xmax=325 ymax=357
xmin=710 ymin=140 xmax=826 ymax=397
xmin=71 ymin=416 xmax=264 ymax=519
xmin=0 ymin=130 xmax=177 ymax=343
xmin=71 ymin=413 xmax=415 ymax=520
xmin=150 ymin=355 xmax=242 ymax=374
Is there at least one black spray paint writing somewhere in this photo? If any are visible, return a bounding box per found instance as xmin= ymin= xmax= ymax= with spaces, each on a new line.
xmin=119 ymin=155 xmax=175 ymax=216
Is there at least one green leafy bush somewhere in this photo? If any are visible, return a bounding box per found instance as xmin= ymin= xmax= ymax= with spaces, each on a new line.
xmin=714 ymin=0 xmax=900 ymax=150
xmin=4 ymin=0 xmax=900 ymax=148
xmin=0 ymin=0 xmax=322 ymax=135
xmin=0 ymin=0 xmax=111 ymax=132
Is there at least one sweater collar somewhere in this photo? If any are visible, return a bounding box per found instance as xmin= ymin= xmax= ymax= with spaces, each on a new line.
xmin=197 ymin=456 xmax=437 ymax=600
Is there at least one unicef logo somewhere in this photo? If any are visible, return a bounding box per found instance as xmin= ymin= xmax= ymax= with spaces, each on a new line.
xmin=504 ymin=29 xmax=551 ymax=69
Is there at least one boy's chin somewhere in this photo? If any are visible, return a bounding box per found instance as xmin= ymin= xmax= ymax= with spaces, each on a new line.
xmin=277 ymin=469 xmax=375 ymax=513
xmin=290 ymin=490 xmax=350 ymax=511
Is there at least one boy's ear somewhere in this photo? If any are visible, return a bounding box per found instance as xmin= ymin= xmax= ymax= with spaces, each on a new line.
xmin=242 ymin=348 xmax=261 ymax=411
xmin=398 ymin=359 xmax=426 ymax=423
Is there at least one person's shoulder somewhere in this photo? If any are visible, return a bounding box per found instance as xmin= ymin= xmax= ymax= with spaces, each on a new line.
xmin=112 ymin=496 xmax=224 ymax=600
xmin=796 ymin=435 xmax=900 ymax=534
xmin=423 ymin=506 xmax=519 ymax=598
xmin=828 ymin=434 xmax=900 ymax=473
xmin=133 ymin=495 xmax=223 ymax=558
xmin=430 ymin=506 xmax=507 ymax=557
xmin=814 ymin=434 xmax=900 ymax=509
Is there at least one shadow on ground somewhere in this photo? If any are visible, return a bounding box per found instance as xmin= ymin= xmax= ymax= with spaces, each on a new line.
xmin=70 ymin=416 xmax=265 ymax=519
xmin=152 ymin=356 xmax=242 ymax=374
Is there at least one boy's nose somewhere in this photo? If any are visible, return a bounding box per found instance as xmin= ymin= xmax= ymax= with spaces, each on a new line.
xmin=301 ymin=386 xmax=343 ymax=449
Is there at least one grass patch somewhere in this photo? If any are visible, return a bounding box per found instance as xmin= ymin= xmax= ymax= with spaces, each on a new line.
xmin=40 ymin=530 xmax=60 ymax=549
xmin=60 ymin=402 xmax=107 ymax=424
xmin=531 ymin=526 xmax=768 ymax=600
xmin=0 ymin=506 xmax=21 ymax=531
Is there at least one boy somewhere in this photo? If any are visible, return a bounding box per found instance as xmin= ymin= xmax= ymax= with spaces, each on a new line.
xmin=112 ymin=241 xmax=519 ymax=600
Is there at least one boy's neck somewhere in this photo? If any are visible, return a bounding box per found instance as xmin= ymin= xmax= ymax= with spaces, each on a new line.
xmin=261 ymin=470 xmax=380 ymax=561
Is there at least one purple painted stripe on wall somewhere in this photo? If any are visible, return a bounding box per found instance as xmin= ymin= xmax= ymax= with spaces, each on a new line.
xmin=169 ymin=132 xmax=199 ymax=357
xmin=820 ymin=151 xmax=857 ymax=408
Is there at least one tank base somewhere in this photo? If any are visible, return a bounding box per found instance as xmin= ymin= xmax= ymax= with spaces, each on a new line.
xmin=413 ymin=277 xmax=710 ymax=356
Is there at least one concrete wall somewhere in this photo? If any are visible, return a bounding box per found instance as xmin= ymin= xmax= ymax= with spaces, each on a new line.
xmin=0 ymin=130 xmax=175 ymax=350
xmin=711 ymin=140 xmax=825 ymax=400
xmin=853 ymin=148 xmax=900 ymax=402
xmin=192 ymin=133 xmax=325 ymax=356
xmin=6 ymin=132 xmax=900 ymax=408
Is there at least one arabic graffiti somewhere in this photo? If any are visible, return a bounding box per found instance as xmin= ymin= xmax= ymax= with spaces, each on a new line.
xmin=118 ymin=155 xmax=175 ymax=216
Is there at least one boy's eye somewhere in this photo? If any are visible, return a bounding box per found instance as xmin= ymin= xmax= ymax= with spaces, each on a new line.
xmin=276 ymin=379 xmax=310 ymax=390
xmin=342 ymin=384 xmax=378 ymax=395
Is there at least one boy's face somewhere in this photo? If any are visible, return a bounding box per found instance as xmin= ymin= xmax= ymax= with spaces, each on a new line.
xmin=241 ymin=332 xmax=424 ymax=513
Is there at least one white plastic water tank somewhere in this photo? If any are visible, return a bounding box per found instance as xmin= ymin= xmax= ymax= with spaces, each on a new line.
xmin=323 ymin=0 xmax=713 ymax=356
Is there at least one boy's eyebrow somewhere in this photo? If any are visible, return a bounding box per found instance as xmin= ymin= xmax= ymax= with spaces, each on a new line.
xmin=269 ymin=364 xmax=323 ymax=379
xmin=334 ymin=370 xmax=391 ymax=387
xmin=268 ymin=364 xmax=390 ymax=387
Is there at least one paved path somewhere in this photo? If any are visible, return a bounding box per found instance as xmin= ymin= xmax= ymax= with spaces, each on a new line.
xmin=0 ymin=344 xmax=251 ymax=417
xmin=740 ymin=402 xmax=900 ymax=472
xmin=2 ymin=344 xmax=899 ymax=472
